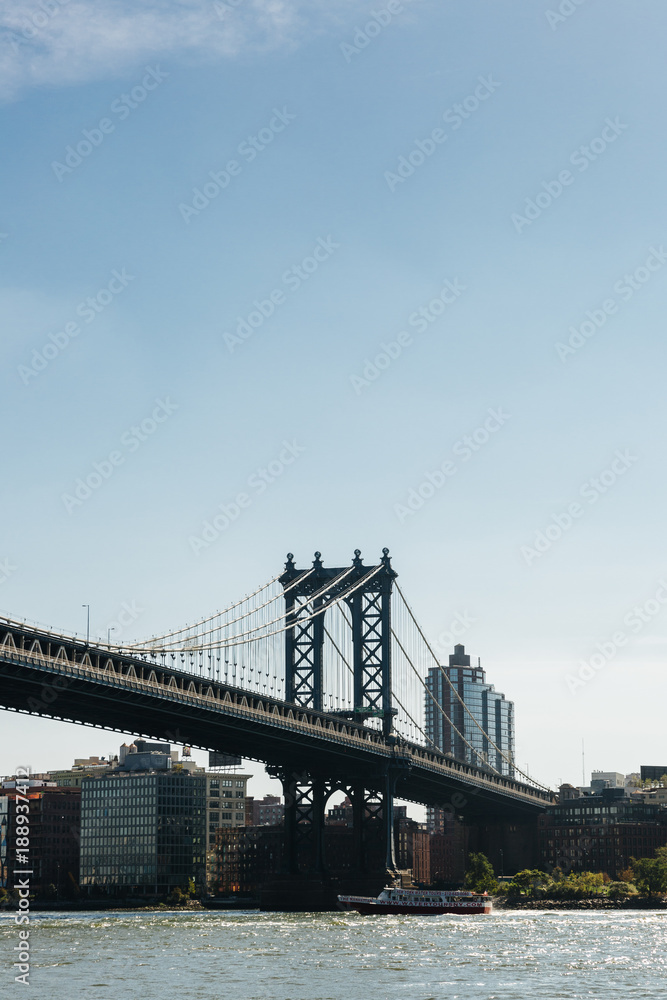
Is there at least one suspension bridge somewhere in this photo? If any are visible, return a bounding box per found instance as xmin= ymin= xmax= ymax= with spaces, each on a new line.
xmin=0 ymin=549 xmax=553 ymax=905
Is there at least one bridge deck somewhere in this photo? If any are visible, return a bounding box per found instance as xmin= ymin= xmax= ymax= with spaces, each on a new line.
xmin=0 ymin=620 xmax=554 ymax=817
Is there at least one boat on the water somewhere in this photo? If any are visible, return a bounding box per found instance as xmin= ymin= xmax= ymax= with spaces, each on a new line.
xmin=337 ymin=886 xmax=492 ymax=915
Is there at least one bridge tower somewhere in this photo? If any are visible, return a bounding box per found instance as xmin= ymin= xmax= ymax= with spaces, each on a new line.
xmin=281 ymin=548 xmax=397 ymax=735
xmin=262 ymin=549 xmax=405 ymax=911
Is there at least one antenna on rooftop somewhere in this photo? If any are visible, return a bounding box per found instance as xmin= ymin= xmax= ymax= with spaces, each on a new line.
xmin=582 ymin=739 xmax=585 ymax=786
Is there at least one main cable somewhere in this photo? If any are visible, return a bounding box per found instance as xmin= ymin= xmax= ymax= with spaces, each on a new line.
xmin=131 ymin=566 xmax=381 ymax=654
xmin=394 ymin=584 xmax=549 ymax=791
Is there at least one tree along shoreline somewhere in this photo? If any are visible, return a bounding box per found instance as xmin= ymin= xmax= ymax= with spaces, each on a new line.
xmin=495 ymin=895 xmax=667 ymax=910
xmin=463 ymin=847 xmax=667 ymax=907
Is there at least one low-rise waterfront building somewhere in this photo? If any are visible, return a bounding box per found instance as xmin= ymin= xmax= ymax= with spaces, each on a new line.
xmin=640 ymin=765 xmax=667 ymax=783
xmin=46 ymin=756 xmax=117 ymax=788
xmin=213 ymin=825 xmax=284 ymax=895
xmin=325 ymin=797 xmax=352 ymax=827
xmin=412 ymin=818 xmax=468 ymax=885
xmin=80 ymin=766 xmax=207 ymax=896
xmin=0 ymin=780 xmax=81 ymax=897
xmin=252 ymin=794 xmax=284 ymax=826
xmin=79 ymin=743 xmax=208 ymax=896
xmin=205 ymin=770 xmax=251 ymax=886
xmin=207 ymin=772 xmax=250 ymax=843
xmin=539 ymin=786 xmax=667 ymax=877
xmin=590 ymin=771 xmax=625 ymax=791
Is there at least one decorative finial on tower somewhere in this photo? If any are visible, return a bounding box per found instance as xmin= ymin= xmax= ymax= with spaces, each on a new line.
xmin=380 ymin=547 xmax=397 ymax=576
xmin=353 ymin=549 xmax=363 ymax=568
xmin=312 ymin=551 xmax=323 ymax=569
xmin=285 ymin=552 xmax=295 ymax=571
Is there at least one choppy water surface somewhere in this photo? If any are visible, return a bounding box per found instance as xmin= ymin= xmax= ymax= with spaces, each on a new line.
xmin=2 ymin=909 xmax=666 ymax=999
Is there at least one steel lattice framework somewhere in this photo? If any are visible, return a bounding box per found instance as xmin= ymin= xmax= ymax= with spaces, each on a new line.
xmin=282 ymin=549 xmax=397 ymax=735
xmin=0 ymin=548 xmax=554 ymax=905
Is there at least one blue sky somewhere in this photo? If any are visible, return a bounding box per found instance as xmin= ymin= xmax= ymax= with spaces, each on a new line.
xmin=2 ymin=0 xmax=667 ymax=796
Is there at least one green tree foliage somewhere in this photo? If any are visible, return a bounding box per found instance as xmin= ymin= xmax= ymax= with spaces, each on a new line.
xmin=631 ymin=855 xmax=667 ymax=897
xmin=167 ymin=879 xmax=198 ymax=906
xmin=504 ymin=869 xmax=606 ymax=899
xmin=463 ymin=852 xmax=498 ymax=893
xmin=553 ymin=872 xmax=605 ymax=899
xmin=505 ymin=869 xmax=554 ymax=898
xmin=166 ymin=886 xmax=185 ymax=906
xmin=607 ymin=881 xmax=637 ymax=899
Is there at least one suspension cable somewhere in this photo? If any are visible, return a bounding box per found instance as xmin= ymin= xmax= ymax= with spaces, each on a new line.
xmin=392 ymin=688 xmax=436 ymax=749
xmin=337 ymin=595 xmax=467 ymax=757
xmin=394 ymin=584 xmax=548 ymax=791
xmin=134 ymin=567 xmax=352 ymax=651
xmin=391 ymin=626 xmax=492 ymax=771
xmin=131 ymin=566 xmax=381 ymax=654
xmin=130 ymin=568 xmax=318 ymax=648
xmin=325 ymin=612 xmax=429 ymax=746
xmin=134 ymin=573 xmax=283 ymax=645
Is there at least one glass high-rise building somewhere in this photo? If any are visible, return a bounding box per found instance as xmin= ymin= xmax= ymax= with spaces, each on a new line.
xmin=80 ymin=770 xmax=207 ymax=895
xmin=425 ymin=643 xmax=515 ymax=777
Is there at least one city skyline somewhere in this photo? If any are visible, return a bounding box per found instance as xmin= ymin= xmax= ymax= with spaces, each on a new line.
xmin=3 ymin=2 xmax=667 ymax=794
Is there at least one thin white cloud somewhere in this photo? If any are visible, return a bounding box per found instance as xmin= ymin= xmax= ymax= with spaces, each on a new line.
xmin=0 ymin=0 xmax=360 ymax=102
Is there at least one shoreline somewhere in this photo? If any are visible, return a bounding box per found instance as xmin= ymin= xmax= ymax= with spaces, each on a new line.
xmin=2 ymin=900 xmax=666 ymax=914
xmin=0 ymin=899 xmax=259 ymax=914
xmin=495 ymin=897 xmax=667 ymax=910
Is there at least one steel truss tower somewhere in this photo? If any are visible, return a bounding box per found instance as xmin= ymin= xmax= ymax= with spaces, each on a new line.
xmin=267 ymin=550 xmax=406 ymax=898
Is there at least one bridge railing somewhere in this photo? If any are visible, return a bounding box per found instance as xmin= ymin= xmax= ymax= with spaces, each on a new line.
xmin=0 ymin=623 xmax=553 ymax=805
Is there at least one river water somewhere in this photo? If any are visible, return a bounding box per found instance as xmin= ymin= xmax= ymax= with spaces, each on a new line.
xmin=2 ymin=909 xmax=666 ymax=998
